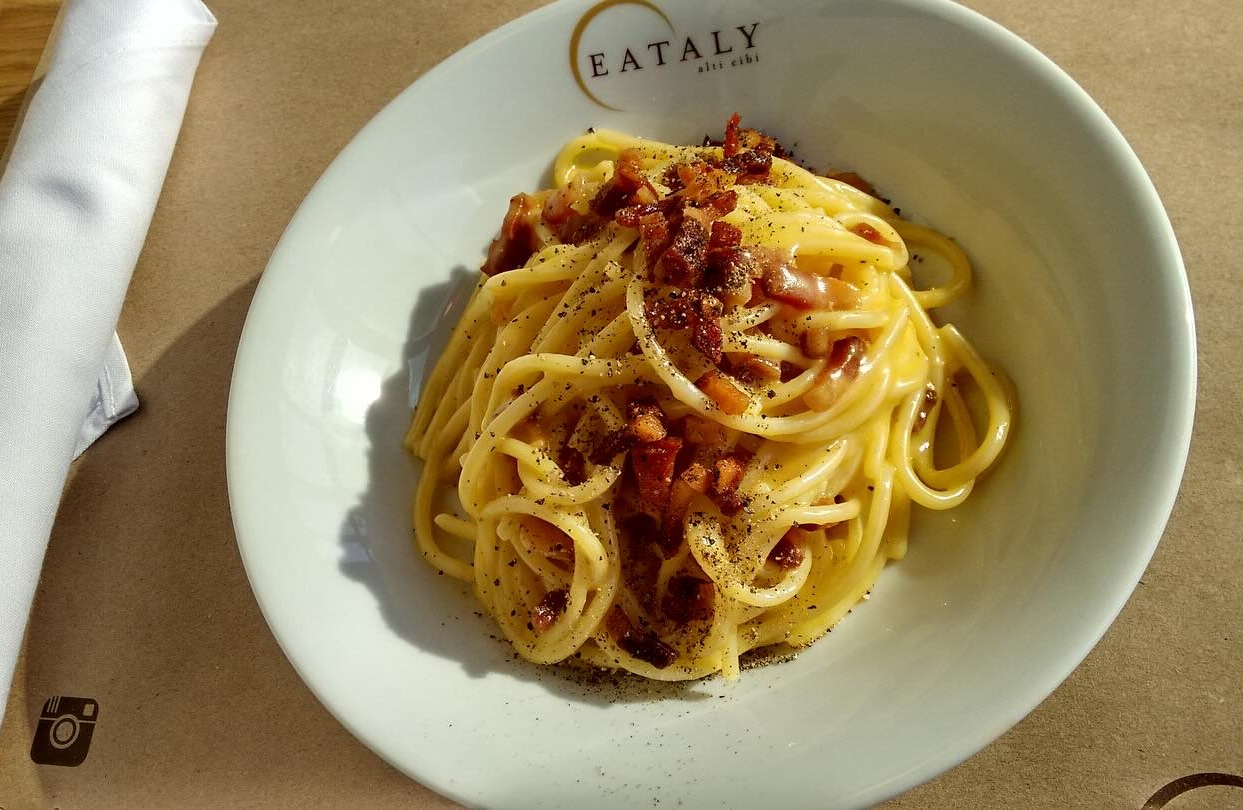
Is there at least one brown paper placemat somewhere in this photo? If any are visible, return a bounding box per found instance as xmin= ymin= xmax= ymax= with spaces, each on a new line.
xmin=2 ymin=0 xmax=1239 ymax=807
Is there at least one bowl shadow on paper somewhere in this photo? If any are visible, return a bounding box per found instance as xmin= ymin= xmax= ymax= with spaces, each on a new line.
xmin=337 ymin=268 xmax=709 ymax=706
xmin=18 ymin=279 xmax=458 ymax=799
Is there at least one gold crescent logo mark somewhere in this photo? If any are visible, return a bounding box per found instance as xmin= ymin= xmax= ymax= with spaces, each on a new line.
xmin=569 ymin=0 xmax=673 ymax=111
xmin=1142 ymin=772 xmax=1243 ymax=808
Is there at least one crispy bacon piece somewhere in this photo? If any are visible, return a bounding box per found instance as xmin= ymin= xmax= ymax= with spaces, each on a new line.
xmin=615 ymin=203 xmax=657 ymax=229
xmin=662 ymin=161 xmax=685 ymax=192
xmin=800 ymin=326 xmax=833 ymax=358
xmin=674 ymin=162 xmax=736 ymax=206
xmin=606 ymin=608 xmax=678 ymax=669
xmin=711 ymin=453 xmax=748 ymax=497
xmin=737 ymin=127 xmax=781 ymax=155
xmin=703 ymin=221 xmax=754 ymax=304
xmin=851 ymin=222 xmax=887 ymax=245
xmin=646 ymin=513 xmax=683 ymax=558
xmin=681 ymin=461 xmax=712 ymax=493
xmin=658 ymin=213 xmax=709 ymax=287
xmin=710 ymin=452 xmax=750 ymax=516
xmin=620 ymin=513 xmax=665 ymax=606
xmin=590 ymin=183 xmax=630 ymax=218
xmin=587 ymin=427 xmax=630 ymax=465
xmin=826 ymin=170 xmax=876 ymax=197
xmin=709 ymin=252 xmax=759 ymax=309
xmin=591 ymin=148 xmax=655 ymax=217
xmin=631 ymin=436 xmax=683 ymax=516
xmin=708 ymin=219 xmax=742 ymax=252
xmin=625 ymin=397 xmax=668 ymax=444
xmin=632 ymin=184 xmax=659 ymax=205
xmin=661 ymin=461 xmax=711 ymax=553
xmin=803 ymin=336 xmax=867 ymax=412
xmin=668 ymin=461 xmax=711 ymax=516
xmin=689 ymin=295 xmax=724 ymax=363
xmin=769 ymin=531 xmax=806 ymax=570
xmin=646 ymin=294 xmax=694 ymax=329
xmin=616 ymin=148 xmax=649 ymax=191
xmin=722 ymin=147 xmax=773 ymax=179
xmin=662 ymin=576 xmax=715 ymax=623
xmin=618 ymin=206 xmax=677 ymax=271
xmin=695 ymin=370 xmax=749 ymax=415
xmin=723 ymin=112 xmax=743 ymax=157
xmin=481 ymin=193 xmax=537 ymax=276
xmin=709 ymin=115 xmax=788 ymax=156
xmin=779 ymin=360 xmax=802 ymax=383
xmin=698 ymin=190 xmax=739 ymax=219
xmin=542 ymin=183 xmax=580 ymax=226
xmin=731 ymin=355 xmax=782 ymax=384
xmin=623 ymin=175 xmax=737 ymax=285
xmin=716 ymin=490 xmax=746 ymax=517
xmin=716 ymin=113 xmax=777 ymax=180
xmin=531 ymin=589 xmax=569 ymax=633
xmin=645 ymin=292 xmax=724 ymax=363
xmin=829 ymin=335 xmax=866 ymax=378
xmin=683 ymin=414 xmax=730 ymax=448
xmin=623 ymin=511 xmax=664 ymax=554
xmin=637 ymin=209 xmax=672 ymax=247
xmin=762 ymin=260 xmax=859 ymax=311
xmin=557 ymin=444 xmax=588 ymax=486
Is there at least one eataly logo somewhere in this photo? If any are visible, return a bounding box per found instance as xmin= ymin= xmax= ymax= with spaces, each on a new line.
xmin=570 ymin=0 xmax=762 ymax=110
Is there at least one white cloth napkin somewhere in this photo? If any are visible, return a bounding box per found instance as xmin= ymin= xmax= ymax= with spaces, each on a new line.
xmin=0 ymin=0 xmax=216 ymax=715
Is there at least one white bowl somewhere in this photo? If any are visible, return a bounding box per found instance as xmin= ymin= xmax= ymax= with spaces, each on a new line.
xmin=226 ymin=0 xmax=1194 ymax=806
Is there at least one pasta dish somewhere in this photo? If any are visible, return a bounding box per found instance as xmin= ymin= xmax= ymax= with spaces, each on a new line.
xmin=405 ymin=116 xmax=1013 ymax=680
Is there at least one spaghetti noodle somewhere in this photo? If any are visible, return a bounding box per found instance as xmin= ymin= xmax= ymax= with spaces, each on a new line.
xmin=405 ymin=117 xmax=1013 ymax=680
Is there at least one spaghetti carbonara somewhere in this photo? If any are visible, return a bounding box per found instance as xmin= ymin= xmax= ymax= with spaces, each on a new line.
xmin=405 ymin=116 xmax=1013 ymax=680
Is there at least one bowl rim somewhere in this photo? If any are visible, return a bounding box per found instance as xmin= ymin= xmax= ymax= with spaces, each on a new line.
xmin=225 ymin=0 xmax=1197 ymax=805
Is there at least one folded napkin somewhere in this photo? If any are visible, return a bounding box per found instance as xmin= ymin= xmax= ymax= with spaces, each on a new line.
xmin=0 ymin=0 xmax=216 ymax=715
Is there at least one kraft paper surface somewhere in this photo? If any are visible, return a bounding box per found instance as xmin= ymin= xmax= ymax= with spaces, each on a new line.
xmin=1 ymin=1 xmax=1239 ymax=807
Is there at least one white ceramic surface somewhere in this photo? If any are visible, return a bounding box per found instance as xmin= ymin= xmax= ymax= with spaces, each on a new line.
xmin=226 ymin=0 xmax=1195 ymax=806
